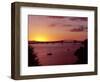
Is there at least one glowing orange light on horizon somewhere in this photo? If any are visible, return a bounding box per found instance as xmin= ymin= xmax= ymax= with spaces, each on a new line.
xmin=33 ymin=36 xmax=49 ymax=42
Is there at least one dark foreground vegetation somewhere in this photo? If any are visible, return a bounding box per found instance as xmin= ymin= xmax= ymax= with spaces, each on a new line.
xmin=74 ymin=39 xmax=88 ymax=64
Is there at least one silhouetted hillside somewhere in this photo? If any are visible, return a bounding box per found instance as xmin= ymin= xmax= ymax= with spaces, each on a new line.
xmin=74 ymin=39 xmax=88 ymax=64
xmin=28 ymin=45 xmax=40 ymax=66
xmin=28 ymin=40 xmax=82 ymax=44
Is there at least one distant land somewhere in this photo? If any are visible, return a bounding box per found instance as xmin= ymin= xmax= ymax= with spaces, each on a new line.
xmin=28 ymin=40 xmax=83 ymax=44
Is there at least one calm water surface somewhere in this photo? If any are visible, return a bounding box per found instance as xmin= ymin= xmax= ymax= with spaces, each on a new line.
xmin=29 ymin=42 xmax=82 ymax=65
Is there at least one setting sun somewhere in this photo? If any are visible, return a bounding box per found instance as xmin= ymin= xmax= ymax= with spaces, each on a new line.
xmin=28 ymin=15 xmax=87 ymax=42
xmin=34 ymin=36 xmax=48 ymax=42
xmin=28 ymin=15 xmax=88 ymax=66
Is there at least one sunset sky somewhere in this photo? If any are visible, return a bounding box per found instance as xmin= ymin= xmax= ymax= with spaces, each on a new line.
xmin=28 ymin=15 xmax=87 ymax=42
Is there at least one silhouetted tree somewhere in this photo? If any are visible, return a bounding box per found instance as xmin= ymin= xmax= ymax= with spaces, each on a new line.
xmin=74 ymin=39 xmax=88 ymax=64
xmin=28 ymin=45 xmax=40 ymax=66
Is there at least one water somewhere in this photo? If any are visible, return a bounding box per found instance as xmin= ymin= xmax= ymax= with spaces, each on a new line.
xmin=29 ymin=42 xmax=82 ymax=66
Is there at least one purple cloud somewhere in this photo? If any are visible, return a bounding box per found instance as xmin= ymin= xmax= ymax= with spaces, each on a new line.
xmin=49 ymin=24 xmax=57 ymax=27
xmin=47 ymin=16 xmax=66 ymax=19
xmin=70 ymin=26 xmax=87 ymax=32
xmin=62 ymin=24 xmax=73 ymax=27
xmin=69 ymin=17 xmax=87 ymax=21
xmin=49 ymin=23 xmax=73 ymax=27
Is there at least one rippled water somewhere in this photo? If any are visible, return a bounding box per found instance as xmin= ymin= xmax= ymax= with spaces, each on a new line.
xmin=29 ymin=42 xmax=82 ymax=66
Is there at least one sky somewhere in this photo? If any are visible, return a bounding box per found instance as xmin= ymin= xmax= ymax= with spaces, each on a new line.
xmin=28 ymin=15 xmax=87 ymax=42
